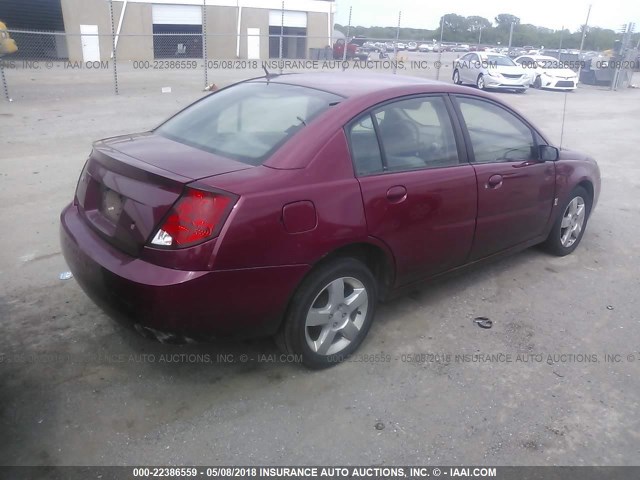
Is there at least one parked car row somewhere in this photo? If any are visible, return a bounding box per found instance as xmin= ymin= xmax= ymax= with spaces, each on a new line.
xmin=453 ymin=52 xmax=579 ymax=92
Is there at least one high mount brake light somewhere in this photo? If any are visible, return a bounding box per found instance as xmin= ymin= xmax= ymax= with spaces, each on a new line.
xmin=150 ymin=188 xmax=234 ymax=248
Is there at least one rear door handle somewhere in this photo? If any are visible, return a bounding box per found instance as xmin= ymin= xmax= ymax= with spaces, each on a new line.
xmin=486 ymin=174 xmax=503 ymax=189
xmin=386 ymin=185 xmax=407 ymax=203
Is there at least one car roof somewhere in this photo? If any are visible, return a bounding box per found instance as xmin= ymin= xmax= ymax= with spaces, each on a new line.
xmin=250 ymin=72 xmax=466 ymax=98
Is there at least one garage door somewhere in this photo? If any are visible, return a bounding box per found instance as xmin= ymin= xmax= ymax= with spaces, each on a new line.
xmin=269 ymin=10 xmax=307 ymax=28
xmin=152 ymin=5 xmax=202 ymax=25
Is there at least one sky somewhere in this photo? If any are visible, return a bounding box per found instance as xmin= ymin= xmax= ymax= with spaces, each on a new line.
xmin=334 ymin=0 xmax=640 ymax=32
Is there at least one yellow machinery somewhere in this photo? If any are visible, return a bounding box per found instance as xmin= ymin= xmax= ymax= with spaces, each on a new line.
xmin=0 ymin=21 xmax=18 ymax=55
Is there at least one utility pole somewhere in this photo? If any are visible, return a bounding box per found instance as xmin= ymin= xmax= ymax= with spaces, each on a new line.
xmin=393 ymin=10 xmax=401 ymax=74
xmin=279 ymin=0 xmax=284 ymax=72
xmin=436 ymin=14 xmax=444 ymax=80
xmin=478 ymin=26 xmax=483 ymax=47
xmin=577 ymin=4 xmax=592 ymax=85
xmin=507 ymin=22 xmax=514 ymax=53
xmin=342 ymin=6 xmax=352 ymax=62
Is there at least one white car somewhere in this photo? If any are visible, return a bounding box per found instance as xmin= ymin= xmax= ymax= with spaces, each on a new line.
xmin=407 ymin=42 xmax=418 ymax=51
xmin=418 ymin=43 xmax=433 ymax=52
xmin=452 ymin=52 xmax=529 ymax=92
xmin=515 ymin=55 xmax=578 ymax=90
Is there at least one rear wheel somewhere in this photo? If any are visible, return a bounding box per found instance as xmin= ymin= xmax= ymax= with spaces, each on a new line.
xmin=453 ymin=69 xmax=462 ymax=85
xmin=543 ymin=186 xmax=591 ymax=256
xmin=476 ymin=74 xmax=485 ymax=90
xmin=277 ymin=258 xmax=377 ymax=369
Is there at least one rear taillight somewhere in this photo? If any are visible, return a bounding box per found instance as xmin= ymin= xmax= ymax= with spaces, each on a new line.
xmin=74 ymin=160 xmax=90 ymax=206
xmin=150 ymin=187 xmax=234 ymax=248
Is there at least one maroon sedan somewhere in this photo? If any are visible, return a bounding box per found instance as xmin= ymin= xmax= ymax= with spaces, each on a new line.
xmin=60 ymin=73 xmax=600 ymax=368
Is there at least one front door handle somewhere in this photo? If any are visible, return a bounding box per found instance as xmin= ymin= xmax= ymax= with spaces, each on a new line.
xmin=486 ymin=174 xmax=503 ymax=189
xmin=386 ymin=185 xmax=407 ymax=203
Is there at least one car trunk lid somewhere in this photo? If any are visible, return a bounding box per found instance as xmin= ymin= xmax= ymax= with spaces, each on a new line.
xmin=75 ymin=133 xmax=251 ymax=256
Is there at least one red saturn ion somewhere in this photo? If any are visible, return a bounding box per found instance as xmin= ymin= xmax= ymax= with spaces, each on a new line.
xmin=61 ymin=73 xmax=600 ymax=368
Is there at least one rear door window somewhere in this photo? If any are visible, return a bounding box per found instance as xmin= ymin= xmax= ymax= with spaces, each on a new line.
xmin=373 ymin=96 xmax=459 ymax=172
xmin=347 ymin=96 xmax=460 ymax=175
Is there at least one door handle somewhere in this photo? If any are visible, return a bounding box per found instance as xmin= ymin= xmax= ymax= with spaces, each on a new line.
xmin=486 ymin=174 xmax=503 ymax=189
xmin=386 ymin=185 xmax=407 ymax=203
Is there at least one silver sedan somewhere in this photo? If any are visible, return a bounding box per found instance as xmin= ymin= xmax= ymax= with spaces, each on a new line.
xmin=453 ymin=53 xmax=530 ymax=93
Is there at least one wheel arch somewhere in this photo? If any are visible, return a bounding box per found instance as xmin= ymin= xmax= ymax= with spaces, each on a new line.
xmin=555 ymin=179 xmax=594 ymax=219
xmin=312 ymin=241 xmax=396 ymax=301
xmin=274 ymin=240 xmax=394 ymax=347
xmin=576 ymin=180 xmax=594 ymax=207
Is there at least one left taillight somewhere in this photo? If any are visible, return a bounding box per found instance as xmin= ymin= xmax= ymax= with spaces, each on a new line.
xmin=150 ymin=187 xmax=236 ymax=249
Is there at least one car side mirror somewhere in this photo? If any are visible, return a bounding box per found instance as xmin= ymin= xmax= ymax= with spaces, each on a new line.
xmin=539 ymin=145 xmax=559 ymax=161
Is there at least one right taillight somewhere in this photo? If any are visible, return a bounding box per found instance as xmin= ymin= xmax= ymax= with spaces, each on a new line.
xmin=150 ymin=187 xmax=235 ymax=248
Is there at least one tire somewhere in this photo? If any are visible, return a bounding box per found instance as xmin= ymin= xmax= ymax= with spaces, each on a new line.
xmin=542 ymin=186 xmax=591 ymax=256
xmin=533 ymin=76 xmax=542 ymax=89
xmin=476 ymin=74 xmax=485 ymax=90
xmin=453 ymin=69 xmax=462 ymax=85
xmin=276 ymin=257 xmax=377 ymax=369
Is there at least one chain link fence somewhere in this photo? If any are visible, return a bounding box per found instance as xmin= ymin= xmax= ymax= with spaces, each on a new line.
xmin=1 ymin=25 xmax=638 ymax=101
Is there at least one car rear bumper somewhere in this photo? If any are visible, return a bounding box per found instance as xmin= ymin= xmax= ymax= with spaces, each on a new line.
xmin=60 ymin=203 xmax=309 ymax=339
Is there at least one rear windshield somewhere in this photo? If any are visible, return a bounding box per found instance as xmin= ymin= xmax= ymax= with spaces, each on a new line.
xmin=156 ymin=82 xmax=342 ymax=165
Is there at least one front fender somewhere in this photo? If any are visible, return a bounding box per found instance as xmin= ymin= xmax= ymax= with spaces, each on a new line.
xmin=548 ymin=150 xmax=601 ymax=231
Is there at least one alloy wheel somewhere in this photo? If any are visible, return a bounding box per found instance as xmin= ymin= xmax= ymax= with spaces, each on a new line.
xmin=560 ymin=196 xmax=586 ymax=248
xmin=304 ymin=277 xmax=369 ymax=356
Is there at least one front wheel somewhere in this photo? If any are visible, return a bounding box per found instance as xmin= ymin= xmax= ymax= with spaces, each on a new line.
xmin=453 ymin=69 xmax=462 ymax=85
xmin=277 ymin=258 xmax=377 ymax=369
xmin=533 ymin=75 xmax=542 ymax=89
xmin=476 ymin=74 xmax=485 ymax=90
xmin=542 ymin=186 xmax=591 ymax=256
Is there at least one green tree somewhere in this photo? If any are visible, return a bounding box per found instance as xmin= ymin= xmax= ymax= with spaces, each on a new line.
xmin=495 ymin=14 xmax=520 ymax=28
xmin=333 ymin=13 xmax=622 ymax=51
xmin=436 ymin=13 xmax=469 ymax=39
xmin=467 ymin=16 xmax=492 ymax=32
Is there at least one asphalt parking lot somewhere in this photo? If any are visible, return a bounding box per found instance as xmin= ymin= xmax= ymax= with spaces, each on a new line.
xmin=1 ymin=64 xmax=639 ymax=466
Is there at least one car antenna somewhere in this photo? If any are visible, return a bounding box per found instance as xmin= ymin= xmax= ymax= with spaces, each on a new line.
xmin=263 ymin=65 xmax=279 ymax=80
xmin=559 ymin=92 xmax=568 ymax=149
